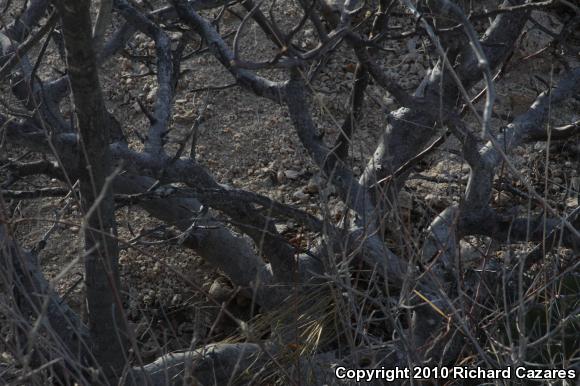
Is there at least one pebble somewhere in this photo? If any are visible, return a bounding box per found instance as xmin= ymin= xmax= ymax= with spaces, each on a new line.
xmin=174 ymin=111 xmax=196 ymax=124
xmin=459 ymin=240 xmax=484 ymax=266
xmin=275 ymin=223 xmax=289 ymax=234
xmin=146 ymin=87 xmax=157 ymax=103
xmin=382 ymin=96 xmax=396 ymax=108
xmin=293 ymin=189 xmax=309 ymax=202
xmin=304 ymin=176 xmax=321 ymax=194
xmin=209 ymin=279 xmax=233 ymax=303
xmin=425 ymin=193 xmax=449 ymax=209
xmin=171 ymin=294 xmax=182 ymax=306
xmin=276 ymin=170 xmax=287 ymax=184
xmin=285 ymin=170 xmax=300 ymax=180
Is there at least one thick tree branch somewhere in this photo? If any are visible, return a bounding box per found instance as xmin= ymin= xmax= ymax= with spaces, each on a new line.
xmin=360 ymin=0 xmax=530 ymax=199
xmin=54 ymin=0 xmax=128 ymax=381
xmin=171 ymin=0 xmax=287 ymax=104
xmin=115 ymin=0 xmax=175 ymax=154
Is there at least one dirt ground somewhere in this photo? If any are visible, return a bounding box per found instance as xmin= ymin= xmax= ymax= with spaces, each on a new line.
xmin=2 ymin=0 xmax=579 ymax=363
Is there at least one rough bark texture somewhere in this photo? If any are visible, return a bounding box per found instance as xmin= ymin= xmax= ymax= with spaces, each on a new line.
xmin=1 ymin=0 xmax=579 ymax=384
xmin=54 ymin=0 xmax=127 ymax=381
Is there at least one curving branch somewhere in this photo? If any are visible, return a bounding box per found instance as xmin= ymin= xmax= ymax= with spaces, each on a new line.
xmin=360 ymin=0 xmax=530 ymax=200
xmin=0 ymin=215 xmax=91 ymax=381
xmin=115 ymin=0 xmax=175 ymax=155
xmin=171 ymin=0 xmax=287 ymax=104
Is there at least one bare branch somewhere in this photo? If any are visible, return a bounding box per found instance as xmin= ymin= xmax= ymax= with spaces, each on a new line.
xmin=93 ymin=0 xmax=113 ymax=54
xmin=115 ymin=0 xmax=175 ymax=154
xmin=171 ymin=0 xmax=287 ymax=104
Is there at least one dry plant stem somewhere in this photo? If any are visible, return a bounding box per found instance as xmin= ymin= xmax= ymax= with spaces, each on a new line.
xmin=416 ymin=67 xmax=580 ymax=370
xmin=0 ymin=11 xmax=57 ymax=78
xmin=285 ymin=69 xmax=412 ymax=286
xmin=1 ymin=0 xmax=579 ymax=384
xmin=0 ymin=187 xmax=70 ymax=199
xmin=55 ymin=0 xmax=127 ymax=381
xmin=171 ymin=0 xmax=287 ymax=104
xmin=3 ymin=0 xmax=50 ymax=43
xmin=465 ymin=67 xmax=580 ymax=211
xmin=93 ymin=0 xmax=113 ymax=54
xmin=114 ymin=0 xmax=175 ymax=155
xmin=3 ymin=118 xmax=318 ymax=293
xmin=360 ymin=0 xmax=530 ymax=200
xmin=0 ymin=212 xmax=92 ymax=381
xmin=112 ymin=176 xmax=288 ymax=309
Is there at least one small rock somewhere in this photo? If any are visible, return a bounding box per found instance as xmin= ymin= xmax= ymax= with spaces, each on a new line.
xmin=285 ymin=170 xmax=300 ymax=180
xmin=171 ymin=294 xmax=182 ymax=306
xmin=174 ymin=111 xmax=196 ymax=124
xmin=292 ymin=190 xmax=308 ymax=202
xmin=572 ymin=177 xmax=580 ymax=191
xmin=304 ymin=177 xmax=320 ymax=194
xmin=382 ymin=96 xmax=396 ymax=108
xmin=209 ymin=279 xmax=233 ymax=303
xmin=425 ymin=193 xmax=449 ymax=209
xmin=276 ymin=170 xmax=287 ymax=184
xmin=146 ymin=87 xmax=157 ymax=103
xmin=459 ymin=240 xmax=483 ymax=266
xmin=275 ymin=223 xmax=289 ymax=234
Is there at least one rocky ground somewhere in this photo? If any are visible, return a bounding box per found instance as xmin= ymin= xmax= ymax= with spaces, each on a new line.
xmin=2 ymin=0 xmax=579 ymax=365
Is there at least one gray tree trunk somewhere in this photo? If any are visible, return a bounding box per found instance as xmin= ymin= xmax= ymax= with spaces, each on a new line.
xmin=54 ymin=0 xmax=128 ymax=382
